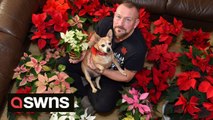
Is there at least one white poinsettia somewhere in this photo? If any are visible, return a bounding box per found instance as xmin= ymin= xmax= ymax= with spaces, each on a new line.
xmin=60 ymin=30 xmax=75 ymax=44
xmin=75 ymin=29 xmax=87 ymax=40
xmin=49 ymin=101 xmax=80 ymax=120
xmin=59 ymin=28 xmax=88 ymax=55
xmin=80 ymin=108 xmax=96 ymax=120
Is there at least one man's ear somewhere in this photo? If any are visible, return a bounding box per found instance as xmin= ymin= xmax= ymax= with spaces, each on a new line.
xmin=134 ymin=18 xmax=140 ymax=29
xmin=107 ymin=29 xmax=113 ymax=40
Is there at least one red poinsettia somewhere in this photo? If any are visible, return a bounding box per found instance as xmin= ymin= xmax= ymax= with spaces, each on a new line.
xmin=177 ymin=71 xmax=200 ymax=91
xmin=153 ymin=17 xmax=183 ymax=45
xmin=93 ymin=5 xmax=112 ymax=22
xmin=198 ymin=78 xmax=213 ymax=99
xmin=146 ymin=44 xmax=168 ymax=61
xmin=135 ymin=69 xmax=152 ymax=92
xmin=16 ymin=86 xmax=32 ymax=94
xmin=159 ymin=52 xmax=180 ymax=78
xmin=175 ymin=95 xmax=200 ymax=116
xmin=183 ymin=29 xmax=210 ymax=50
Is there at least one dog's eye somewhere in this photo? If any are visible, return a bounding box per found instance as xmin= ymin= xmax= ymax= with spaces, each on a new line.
xmin=101 ymin=44 xmax=105 ymax=47
xmin=108 ymin=43 xmax=112 ymax=45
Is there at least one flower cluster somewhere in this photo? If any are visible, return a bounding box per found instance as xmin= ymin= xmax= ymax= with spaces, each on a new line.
xmin=49 ymin=101 xmax=96 ymax=120
xmin=134 ymin=16 xmax=213 ymax=119
xmin=117 ymin=88 xmax=152 ymax=120
xmin=13 ymin=49 xmax=76 ymax=94
xmin=59 ymin=27 xmax=89 ymax=59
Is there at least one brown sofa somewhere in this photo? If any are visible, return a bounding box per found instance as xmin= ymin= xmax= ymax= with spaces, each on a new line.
xmin=0 ymin=0 xmax=45 ymax=113
xmin=105 ymin=0 xmax=213 ymax=32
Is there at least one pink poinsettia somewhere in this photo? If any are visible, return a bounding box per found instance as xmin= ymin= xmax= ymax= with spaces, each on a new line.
xmin=122 ymin=88 xmax=151 ymax=115
xmin=52 ymin=72 xmax=70 ymax=93
xmin=19 ymin=74 xmax=37 ymax=86
xmin=26 ymin=57 xmax=47 ymax=74
xmin=13 ymin=65 xmax=28 ymax=79
xmin=35 ymin=73 xmax=57 ymax=93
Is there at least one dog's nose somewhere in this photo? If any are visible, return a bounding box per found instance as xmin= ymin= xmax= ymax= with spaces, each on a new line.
xmin=107 ymin=48 xmax=111 ymax=52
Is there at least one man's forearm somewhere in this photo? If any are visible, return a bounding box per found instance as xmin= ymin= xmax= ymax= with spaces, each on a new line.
xmin=102 ymin=69 xmax=134 ymax=82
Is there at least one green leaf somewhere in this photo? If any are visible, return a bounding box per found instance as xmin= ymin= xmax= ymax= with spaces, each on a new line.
xmin=134 ymin=110 xmax=140 ymax=120
xmin=65 ymin=77 xmax=74 ymax=84
xmin=42 ymin=65 xmax=52 ymax=71
xmin=58 ymin=64 xmax=66 ymax=72
xmin=166 ymin=85 xmax=180 ymax=102
xmin=119 ymin=104 xmax=128 ymax=112
xmin=209 ymin=57 xmax=213 ymax=65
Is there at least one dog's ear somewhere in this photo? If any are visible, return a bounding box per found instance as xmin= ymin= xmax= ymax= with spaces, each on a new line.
xmin=107 ymin=29 xmax=113 ymax=40
xmin=88 ymin=32 xmax=101 ymax=47
xmin=92 ymin=32 xmax=101 ymax=42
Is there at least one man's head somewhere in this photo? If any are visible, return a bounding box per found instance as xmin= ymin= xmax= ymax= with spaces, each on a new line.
xmin=113 ymin=1 xmax=140 ymax=41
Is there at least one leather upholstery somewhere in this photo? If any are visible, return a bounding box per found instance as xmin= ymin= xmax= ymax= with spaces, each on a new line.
xmin=0 ymin=0 xmax=44 ymax=112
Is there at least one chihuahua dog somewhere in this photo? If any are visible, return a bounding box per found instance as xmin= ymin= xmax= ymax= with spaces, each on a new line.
xmin=81 ymin=29 xmax=126 ymax=93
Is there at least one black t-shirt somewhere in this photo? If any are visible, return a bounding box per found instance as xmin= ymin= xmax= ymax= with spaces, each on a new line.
xmin=95 ymin=17 xmax=147 ymax=72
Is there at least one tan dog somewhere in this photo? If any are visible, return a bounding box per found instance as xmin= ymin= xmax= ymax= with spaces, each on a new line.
xmin=81 ymin=29 xmax=126 ymax=93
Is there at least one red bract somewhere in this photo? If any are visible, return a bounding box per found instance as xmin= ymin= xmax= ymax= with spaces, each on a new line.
xmin=203 ymin=102 xmax=213 ymax=111
xmin=192 ymin=55 xmax=211 ymax=72
xmin=43 ymin=0 xmax=70 ymax=15
xmin=175 ymin=95 xmax=200 ymax=116
xmin=140 ymin=28 xmax=156 ymax=48
xmin=146 ymin=44 xmax=168 ymax=61
xmin=152 ymin=67 xmax=169 ymax=92
xmin=16 ymin=86 xmax=32 ymax=94
xmin=177 ymin=71 xmax=200 ymax=91
xmin=93 ymin=5 xmax=112 ymax=22
xmin=135 ymin=69 xmax=152 ymax=92
xmin=153 ymin=17 xmax=182 ymax=45
xmin=138 ymin=8 xmax=150 ymax=29
xmin=198 ymin=80 xmax=213 ymax=99
xmin=149 ymin=88 xmax=161 ymax=104
xmin=47 ymin=12 xmax=69 ymax=33
xmin=32 ymin=13 xmax=47 ymax=28
xmin=172 ymin=18 xmax=183 ymax=35
xmin=159 ymin=52 xmax=180 ymax=78
xmin=73 ymin=0 xmax=89 ymax=9
xmin=183 ymin=29 xmax=210 ymax=50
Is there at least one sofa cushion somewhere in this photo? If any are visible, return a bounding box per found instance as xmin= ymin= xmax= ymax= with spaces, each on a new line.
xmin=166 ymin=0 xmax=213 ymax=22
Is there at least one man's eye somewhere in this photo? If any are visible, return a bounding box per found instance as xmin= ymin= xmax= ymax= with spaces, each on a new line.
xmin=116 ymin=15 xmax=121 ymax=19
xmin=125 ymin=18 xmax=132 ymax=22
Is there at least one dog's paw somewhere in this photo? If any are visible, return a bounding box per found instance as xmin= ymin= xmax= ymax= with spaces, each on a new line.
xmin=92 ymin=88 xmax=98 ymax=93
xmin=121 ymin=70 xmax=127 ymax=76
xmin=97 ymin=84 xmax=101 ymax=90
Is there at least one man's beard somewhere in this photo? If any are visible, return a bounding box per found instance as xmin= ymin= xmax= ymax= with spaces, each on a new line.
xmin=113 ymin=26 xmax=128 ymax=40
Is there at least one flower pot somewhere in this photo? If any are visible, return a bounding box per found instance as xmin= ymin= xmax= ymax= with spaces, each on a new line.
xmin=69 ymin=52 xmax=81 ymax=60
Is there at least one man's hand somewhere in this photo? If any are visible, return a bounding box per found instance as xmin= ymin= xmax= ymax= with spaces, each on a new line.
xmin=69 ymin=51 xmax=86 ymax=64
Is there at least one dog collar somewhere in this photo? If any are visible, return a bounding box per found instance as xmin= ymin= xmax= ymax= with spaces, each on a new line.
xmin=91 ymin=46 xmax=107 ymax=56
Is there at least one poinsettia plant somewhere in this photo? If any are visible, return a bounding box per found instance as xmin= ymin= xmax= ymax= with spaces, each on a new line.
xmin=117 ymin=87 xmax=152 ymax=120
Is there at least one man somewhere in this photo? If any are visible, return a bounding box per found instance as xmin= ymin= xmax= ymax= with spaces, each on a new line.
xmin=58 ymin=1 xmax=147 ymax=114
